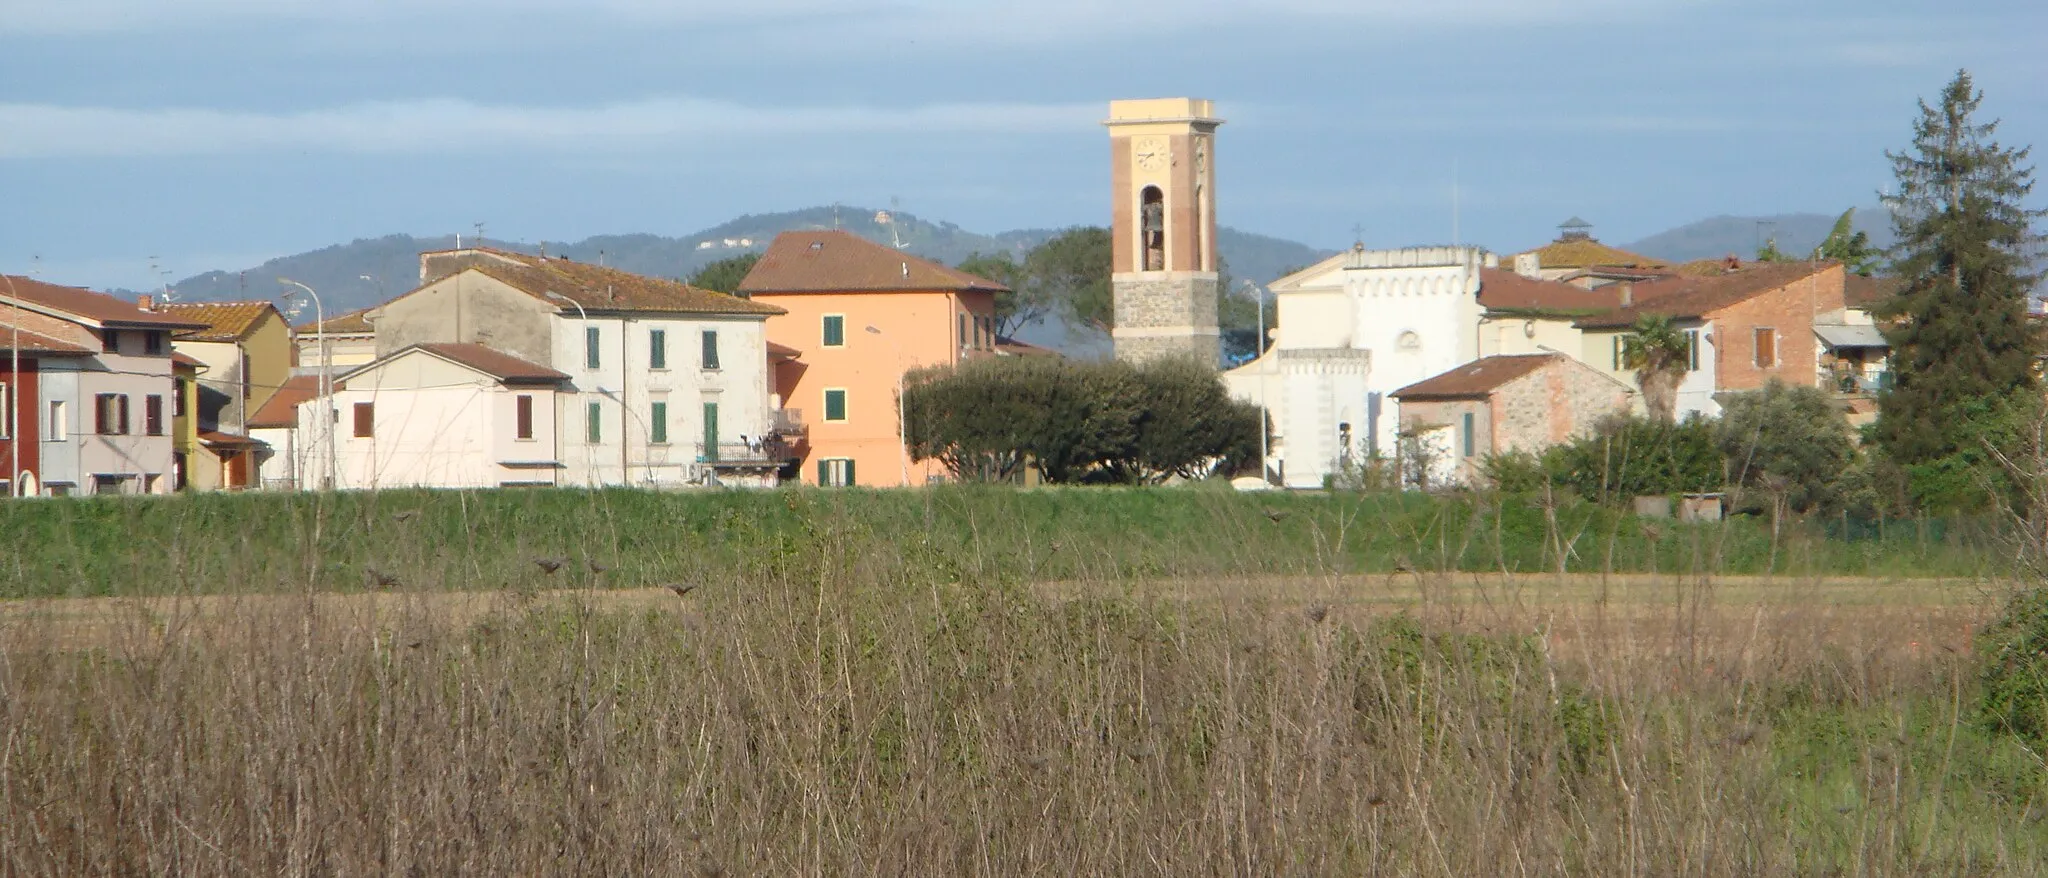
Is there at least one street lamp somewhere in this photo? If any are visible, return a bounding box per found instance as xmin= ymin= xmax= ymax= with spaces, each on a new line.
xmin=545 ymin=291 xmax=615 ymax=486
xmin=1239 ymin=279 xmax=1272 ymax=486
xmin=864 ymin=324 xmax=910 ymax=487
xmin=278 ymin=278 xmax=333 ymax=490
xmin=4 ymin=273 xmax=21 ymax=497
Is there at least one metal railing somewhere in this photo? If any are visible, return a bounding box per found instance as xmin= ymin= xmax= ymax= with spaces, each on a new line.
xmin=1829 ymin=370 xmax=1892 ymax=394
xmin=697 ymin=439 xmax=796 ymax=465
xmin=770 ymin=408 xmax=805 ymax=434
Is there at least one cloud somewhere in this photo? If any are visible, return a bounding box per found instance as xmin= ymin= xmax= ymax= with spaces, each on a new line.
xmin=0 ymin=97 xmax=1101 ymax=159
xmin=0 ymin=0 xmax=1661 ymax=37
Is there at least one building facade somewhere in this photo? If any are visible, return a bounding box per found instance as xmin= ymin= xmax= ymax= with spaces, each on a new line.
xmin=741 ymin=230 xmax=1004 ymax=487
xmin=1106 ymin=97 xmax=1223 ymax=366
xmin=1393 ymin=353 xmax=1636 ymax=487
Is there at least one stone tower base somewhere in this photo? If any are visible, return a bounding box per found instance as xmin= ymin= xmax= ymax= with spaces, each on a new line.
xmin=1112 ymin=272 xmax=1220 ymax=367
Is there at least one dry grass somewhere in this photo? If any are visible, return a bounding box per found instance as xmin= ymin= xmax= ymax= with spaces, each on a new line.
xmin=1 ymin=504 xmax=2042 ymax=875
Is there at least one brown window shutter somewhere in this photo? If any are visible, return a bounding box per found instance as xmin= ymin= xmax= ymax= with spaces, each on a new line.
xmin=95 ymin=394 xmax=109 ymax=434
xmin=119 ymin=395 xmax=130 ymax=435
xmin=515 ymin=395 xmax=534 ymax=440
xmin=353 ymin=402 xmax=374 ymax=438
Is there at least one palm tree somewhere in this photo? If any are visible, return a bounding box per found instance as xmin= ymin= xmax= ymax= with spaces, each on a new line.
xmin=1621 ymin=314 xmax=1691 ymax=422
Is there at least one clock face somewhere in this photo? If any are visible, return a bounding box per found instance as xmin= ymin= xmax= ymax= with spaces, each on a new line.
xmin=1133 ymin=136 xmax=1169 ymax=171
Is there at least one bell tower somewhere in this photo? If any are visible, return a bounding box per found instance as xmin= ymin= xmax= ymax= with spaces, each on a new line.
xmin=1106 ymin=98 xmax=1222 ymax=366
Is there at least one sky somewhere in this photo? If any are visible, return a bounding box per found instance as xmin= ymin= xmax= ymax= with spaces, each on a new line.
xmin=3 ymin=0 xmax=2043 ymax=291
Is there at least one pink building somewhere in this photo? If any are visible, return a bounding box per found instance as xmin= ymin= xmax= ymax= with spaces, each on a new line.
xmin=740 ymin=231 xmax=1006 ymax=486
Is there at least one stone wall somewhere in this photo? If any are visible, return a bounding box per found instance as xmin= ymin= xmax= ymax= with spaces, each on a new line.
xmin=1112 ymin=272 xmax=1220 ymax=366
xmin=1493 ymin=358 xmax=1634 ymax=455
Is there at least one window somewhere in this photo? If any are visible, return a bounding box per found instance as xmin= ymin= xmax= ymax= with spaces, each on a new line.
xmin=352 ymin=402 xmax=374 ymax=438
xmin=1753 ymin=328 xmax=1776 ymax=368
xmin=701 ymin=402 xmax=718 ymax=459
xmin=93 ymin=475 xmax=123 ymax=495
xmin=585 ymin=326 xmax=601 ymax=370
xmin=143 ymin=474 xmax=160 ymax=494
xmin=701 ymin=330 xmax=720 ymax=370
xmin=959 ymin=313 xmax=968 ymax=348
xmin=94 ymin=393 xmax=127 ymax=435
xmin=515 ymin=394 xmax=534 ymax=440
xmin=1685 ymin=330 xmax=1701 ymax=371
xmin=649 ymin=329 xmax=667 ymax=369
xmin=1611 ymin=335 xmax=1627 ymax=371
xmin=818 ymin=457 xmax=855 ymax=487
xmin=143 ymin=332 xmax=164 ymax=355
xmin=47 ymin=400 xmax=65 ymax=441
xmin=822 ymin=314 xmax=845 ymax=347
xmin=823 ymin=388 xmax=847 ymax=422
xmin=174 ymin=380 xmax=187 ymax=417
xmin=101 ymin=330 xmax=119 ymax=353
xmin=586 ymin=401 xmax=602 ymax=444
xmin=1461 ymin=412 xmax=1476 ymax=458
xmin=145 ymin=395 xmax=164 ymax=436
xmin=650 ymin=401 xmax=668 ymax=444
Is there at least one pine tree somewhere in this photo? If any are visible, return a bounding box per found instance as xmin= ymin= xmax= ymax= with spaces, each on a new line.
xmin=1873 ymin=69 xmax=2046 ymax=510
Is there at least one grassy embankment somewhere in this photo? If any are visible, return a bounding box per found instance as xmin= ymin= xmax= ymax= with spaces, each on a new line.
xmin=2 ymin=487 xmax=2040 ymax=873
xmin=0 ymin=485 xmax=2005 ymax=598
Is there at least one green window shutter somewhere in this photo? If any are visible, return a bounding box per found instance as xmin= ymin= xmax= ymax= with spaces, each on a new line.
xmin=650 ymin=402 xmax=667 ymax=444
xmin=823 ymin=315 xmax=844 ymax=347
xmin=1461 ymin=412 xmax=1475 ymax=458
xmin=585 ymin=326 xmax=601 ymax=370
xmin=702 ymin=330 xmax=720 ymax=370
xmin=702 ymin=402 xmax=718 ymax=459
xmin=817 ymin=459 xmax=828 ymax=484
xmin=845 ymin=458 xmax=854 ymax=487
xmin=650 ymin=329 xmax=667 ymax=369
xmin=824 ymin=389 xmax=847 ymax=422
xmin=586 ymin=401 xmax=602 ymax=443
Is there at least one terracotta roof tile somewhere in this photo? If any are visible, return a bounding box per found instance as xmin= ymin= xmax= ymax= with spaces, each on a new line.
xmin=412 ymin=343 xmax=570 ymax=384
xmin=248 ymin=374 xmax=321 ymax=429
xmin=1575 ymin=261 xmax=1839 ymax=329
xmin=1393 ymin=354 xmax=1562 ymax=400
xmin=1477 ymin=269 xmax=1624 ymax=312
xmin=158 ymin=300 xmax=282 ymax=342
xmin=2 ymin=275 xmax=208 ymax=329
xmin=417 ymin=248 xmax=783 ymax=316
xmin=295 ymin=307 xmax=377 ymax=334
xmin=739 ymin=230 xmax=1010 ymax=295
xmin=766 ymin=340 xmax=802 ymax=360
xmin=0 ymin=308 xmax=97 ymax=355
xmin=1515 ymin=239 xmax=1665 ymax=270
xmin=994 ymin=336 xmax=1062 ymax=357
xmin=1845 ymin=274 xmax=1903 ymax=310
xmin=172 ymin=352 xmax=206 ymax=369
xmin=199 ymin=429 xmax=264 ymax=447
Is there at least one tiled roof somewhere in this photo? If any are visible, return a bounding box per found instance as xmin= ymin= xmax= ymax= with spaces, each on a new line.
xmin=158 ymin=300 xmax=281 ymax=342
xmin=172 ymin=352 xmax=206 ymax=369
xmin=1477 ymin=269 xmax=1622 ymax=312
xmin=418 ymin=248 xmax=784 ymax=316
xmin=1845 ymin=274 xmax=1904 ymax=310
xmin=199 ymin=429 xmax=264 ymax=447
xmin=1393 ymin=354 xmax=1562 ymax=400
xmin=766 ymin=340 xmax=802 ymax=360
xmin=738 ymin=230 xmax=1011 ymax=295
xmin=1673 ymin=257 xmax=1744 ymax=277
xmin=1516 ymin=239 xmax=1665 ymax=270
xmin=0 ymin=327 xmax=95 ymax=356
xmin=412 ymin=343 xmax=570 ymax=384
xmin=995 ymin=336 xmax=1062 ymax=357
xmin=0 ymin=307 xmax=97 ymax=355
xmin=295 ymin=307 xmax=377 ymax=335
xmin=1 ymin=275 xmax=208 ymax=329
xmin=247 ymin=374 xmax=321 ymax=429
xmin=1575 ymin=261 xmax=1836 ymax=329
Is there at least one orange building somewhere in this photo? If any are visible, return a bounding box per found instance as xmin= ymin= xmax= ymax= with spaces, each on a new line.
xmin=740 ymin=231 xmax=1005 ymax=486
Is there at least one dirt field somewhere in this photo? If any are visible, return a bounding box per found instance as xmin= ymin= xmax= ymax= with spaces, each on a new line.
xmin=0 ymin=572 xmax=2001 ymax=667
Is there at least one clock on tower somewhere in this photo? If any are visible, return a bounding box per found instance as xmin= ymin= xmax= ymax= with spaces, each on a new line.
xmin=1105 ymin=98 xmax=1222 ymax=367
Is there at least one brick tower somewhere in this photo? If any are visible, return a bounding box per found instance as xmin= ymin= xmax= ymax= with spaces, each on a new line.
xmin=1105 ymin=98 xmax=1222 ymax=366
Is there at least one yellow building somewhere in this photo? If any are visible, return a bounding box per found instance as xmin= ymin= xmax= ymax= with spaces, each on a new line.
xmin=160 ymin=300 xmax=294 ymax=489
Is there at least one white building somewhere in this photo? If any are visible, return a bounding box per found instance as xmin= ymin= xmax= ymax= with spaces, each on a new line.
xmin=294 ymin=247 xmax=791 ymax=489
xmin=1224 ymin=246 xmax=1632 ymax=489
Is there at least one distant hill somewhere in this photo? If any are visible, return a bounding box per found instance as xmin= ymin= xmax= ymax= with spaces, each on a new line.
xmin=159 ymin=206 xmax=1330 ymax=355
xmin=1622 ymin=207 xmax=1896 ymax=264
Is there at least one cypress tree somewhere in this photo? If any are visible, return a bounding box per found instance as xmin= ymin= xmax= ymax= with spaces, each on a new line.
xmin=1873 ymin=69 xmax=2046 ymax=509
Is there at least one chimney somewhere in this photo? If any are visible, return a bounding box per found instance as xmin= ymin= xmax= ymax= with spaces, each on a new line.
xmin=137 ymin=294 xmax=153 ymax=311
xmin=1619 ymin=283 xmax=1634 ymax=308
xmin=1723 ymin=254 xmax=1741 ymax=273
xmin=1512 ymin=252 xmax=1541 ymax=279
xmin=900 ymin=261 xmax=909 ymax=280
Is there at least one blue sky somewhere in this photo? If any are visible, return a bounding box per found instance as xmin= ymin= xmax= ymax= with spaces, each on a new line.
xmin=3 ymin=0 xmax=2042 ymax=291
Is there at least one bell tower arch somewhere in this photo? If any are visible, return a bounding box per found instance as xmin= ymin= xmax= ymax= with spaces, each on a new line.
xmin=1106 ymin=97 xmax=1222 ymax=366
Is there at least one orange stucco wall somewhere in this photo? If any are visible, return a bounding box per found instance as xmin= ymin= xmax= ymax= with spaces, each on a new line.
xmin=756 ymin=288 xmax=995 ymax=487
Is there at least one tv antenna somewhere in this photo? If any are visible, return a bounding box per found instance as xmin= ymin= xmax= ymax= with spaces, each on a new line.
xmin=877 ymin=197 xmax=910 ymax=250
xmin=148 ymin=256 xmax=177 ymax=302
xmin=473 ymin=222 xmax=487 ymax=245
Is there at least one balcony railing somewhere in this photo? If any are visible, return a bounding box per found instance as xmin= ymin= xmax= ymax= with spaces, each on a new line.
xmin=770 ymin=408 xmax=806 ymax=435
xmin=1829 ymin=370 xmax=1892 ymax=395
xmin=697 ymin=438 xmax=798 ymax=466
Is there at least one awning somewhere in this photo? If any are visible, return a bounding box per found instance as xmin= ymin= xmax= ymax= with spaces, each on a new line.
xmin=1815 ymin=324 xmax=1888 ymax=349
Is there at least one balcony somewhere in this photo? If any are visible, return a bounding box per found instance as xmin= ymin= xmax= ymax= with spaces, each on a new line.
xmin=696 ymin=437 xmax=799 ymax=468
xmin=770 ymin=407 xmax=806 ymax=436
xmin=1827 ymin=369 xmax=1892 ymax=395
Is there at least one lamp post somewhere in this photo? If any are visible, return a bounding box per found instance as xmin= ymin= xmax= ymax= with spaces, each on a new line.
xmin=1240 ymin=279 xmax=1271 ymax=486
xmin=4 ymin=273 xmax=20 ymax=497
xmin=278 ymin=278 xmax=332 ymax=489
xmin=863 ymin=324 xmax=910 ymax=487
xmin=545 ymin=291 xmax=615 ymax=486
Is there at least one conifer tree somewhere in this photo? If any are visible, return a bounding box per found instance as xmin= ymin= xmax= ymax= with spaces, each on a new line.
xmin=1873 ymin=69 xmax=2046 ymax=509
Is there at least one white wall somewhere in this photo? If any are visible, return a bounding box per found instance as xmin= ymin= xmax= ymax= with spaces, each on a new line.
xmin=36 ymin=330 xmax=178 ymax=495
xmin=312 ymin=350 xmax=563 ymax=490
